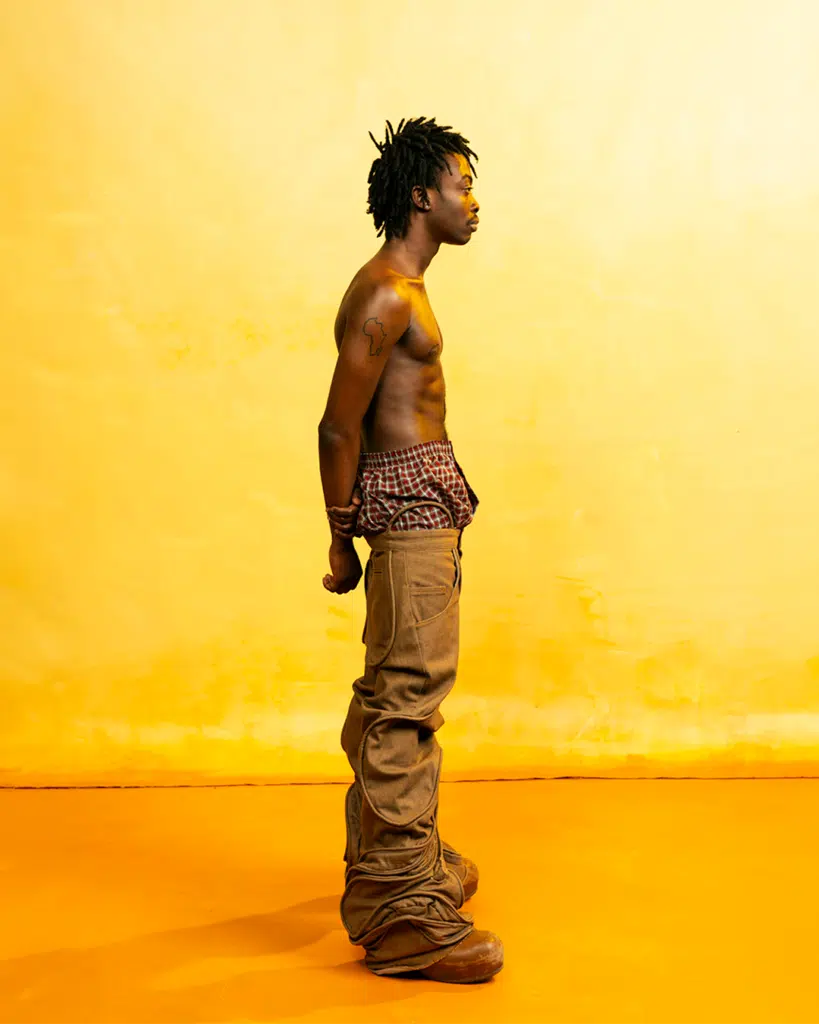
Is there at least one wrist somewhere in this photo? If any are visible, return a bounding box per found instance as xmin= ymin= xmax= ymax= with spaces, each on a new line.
xmin=330 ymin=532 xmax=355 ymax=551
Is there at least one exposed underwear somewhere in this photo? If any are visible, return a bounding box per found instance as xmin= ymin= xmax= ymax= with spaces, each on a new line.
xmin=354 ymin=439 xmax=478 ymax=536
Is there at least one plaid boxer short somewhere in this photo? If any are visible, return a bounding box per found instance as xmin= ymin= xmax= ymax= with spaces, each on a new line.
xmin=354 ymin=439 xmax=478 ymax=535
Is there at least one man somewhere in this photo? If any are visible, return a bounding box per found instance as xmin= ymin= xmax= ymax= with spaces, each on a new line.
xmin=318 ymin=117 xmax=503 ymax=984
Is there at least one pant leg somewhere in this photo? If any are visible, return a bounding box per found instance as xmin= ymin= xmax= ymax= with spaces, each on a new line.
xmin=340 ymin=530 xmax=473 ymax=975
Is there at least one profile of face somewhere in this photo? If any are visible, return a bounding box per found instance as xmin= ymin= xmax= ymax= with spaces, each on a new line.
xmin=412 ymin=153 xmax=480 ymax=245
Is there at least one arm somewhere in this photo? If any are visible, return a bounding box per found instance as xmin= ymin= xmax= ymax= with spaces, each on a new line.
xmin=318 ymin=284 xmax=411 ymax=593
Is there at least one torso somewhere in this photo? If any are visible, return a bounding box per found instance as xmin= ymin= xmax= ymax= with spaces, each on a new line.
xmin=334 ymin=260 xmax=447 ymax=453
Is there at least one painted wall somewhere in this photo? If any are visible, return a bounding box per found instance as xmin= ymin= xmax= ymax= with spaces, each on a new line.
xmin=3 ymin=0 xmax=819 ymax=783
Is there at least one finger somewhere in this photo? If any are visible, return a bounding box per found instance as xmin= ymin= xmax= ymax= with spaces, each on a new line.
xmin=327 ymin=512 xmax=355 ymax=527
xmin=328 ymin=521 xmax=355 ymax=537
xmin=328 ymin=502 xmax=360 ymax=516
xmin=327 ymin=517 xmax=354 ymax=531
xmin=327 ymin=514 xmax=356 ymax=528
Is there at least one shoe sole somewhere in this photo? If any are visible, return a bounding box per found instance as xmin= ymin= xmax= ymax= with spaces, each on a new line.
xmin=438 ymin=963 xmax=503 ymax=985
xmin=419 ymin=957 xmax=504 ymax=985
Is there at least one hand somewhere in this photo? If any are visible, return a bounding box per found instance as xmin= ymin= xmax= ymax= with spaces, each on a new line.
xmin=323 ymin=538 xmax=363 ymax=594
xmin=326 ymin=488 xmax=362 ymax=540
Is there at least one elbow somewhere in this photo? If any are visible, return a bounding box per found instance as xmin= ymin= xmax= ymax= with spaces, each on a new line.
xmin=318 ymin=419 xmax=356 ymax=447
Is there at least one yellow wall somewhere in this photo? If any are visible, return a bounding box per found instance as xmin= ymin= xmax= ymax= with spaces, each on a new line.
xmin=3 ymin=0 xmax=819 ymax=783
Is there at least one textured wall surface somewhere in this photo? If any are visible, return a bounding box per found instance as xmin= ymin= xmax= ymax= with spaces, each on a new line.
xmin=3 ymin=0 xmax=819 ymax=782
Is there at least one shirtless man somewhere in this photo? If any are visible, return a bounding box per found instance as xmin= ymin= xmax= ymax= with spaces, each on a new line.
xmin=318 ymin=117 xmax=503 ymax=983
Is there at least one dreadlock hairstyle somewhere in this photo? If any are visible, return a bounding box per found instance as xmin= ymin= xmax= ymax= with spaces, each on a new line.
xmin=366 ymin=116 xmax=478 ymax=241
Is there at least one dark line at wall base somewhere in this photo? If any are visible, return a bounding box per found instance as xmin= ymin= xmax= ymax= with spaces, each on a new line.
xmin=1 ymin=775 xmax=819 ymax=791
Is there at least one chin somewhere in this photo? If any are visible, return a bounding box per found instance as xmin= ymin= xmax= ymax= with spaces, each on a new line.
xmin=442 ymin=225 xmax=472 ymax=244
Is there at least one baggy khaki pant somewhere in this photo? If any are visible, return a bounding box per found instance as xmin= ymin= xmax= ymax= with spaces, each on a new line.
xmin=340 ymin=526 xmax=475 ymax=974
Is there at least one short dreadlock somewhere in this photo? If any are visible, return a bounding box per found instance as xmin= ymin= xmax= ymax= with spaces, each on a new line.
xmin=366 ymin=116 xmax=478 ymax=241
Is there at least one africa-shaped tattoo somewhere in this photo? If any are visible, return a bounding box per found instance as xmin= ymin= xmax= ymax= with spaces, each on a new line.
xmin=363 ymin=317 xmax=387 ymax=356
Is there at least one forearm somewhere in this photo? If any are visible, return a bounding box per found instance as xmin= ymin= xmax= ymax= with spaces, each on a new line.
xmin=318 ymin=425 xmax=360 ymax=539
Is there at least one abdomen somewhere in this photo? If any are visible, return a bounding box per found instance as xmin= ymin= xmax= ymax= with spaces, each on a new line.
xmin=363 ymin=358 xmax=446 ymax=452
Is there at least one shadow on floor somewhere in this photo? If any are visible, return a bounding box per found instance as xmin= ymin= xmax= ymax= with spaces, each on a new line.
xmin=0 ymin=895 xmax=416 ymax=1023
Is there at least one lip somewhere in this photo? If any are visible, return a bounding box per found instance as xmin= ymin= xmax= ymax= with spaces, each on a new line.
xmin=469 ymin=219 xmax=479 ymax=228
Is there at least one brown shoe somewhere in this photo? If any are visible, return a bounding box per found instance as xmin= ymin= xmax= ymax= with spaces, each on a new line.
xmin=442 ymin=841 xmax=479 ymax=900
xmin=419 ymin=930 xmax=504 ymax=984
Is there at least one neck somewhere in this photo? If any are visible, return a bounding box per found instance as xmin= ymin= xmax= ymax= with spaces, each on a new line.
xmin=379 ymin=227 xmax=440 ymax=279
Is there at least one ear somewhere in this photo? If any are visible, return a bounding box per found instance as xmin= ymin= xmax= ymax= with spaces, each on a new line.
xmin=410 ymin=184 xmax=432 ymax=212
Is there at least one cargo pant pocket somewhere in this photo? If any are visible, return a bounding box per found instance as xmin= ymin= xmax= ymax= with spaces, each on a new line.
xmin=408 ymin=548 xmax=461 ymax=690
xmin=408 ymin=548 xmax=461 ymax=627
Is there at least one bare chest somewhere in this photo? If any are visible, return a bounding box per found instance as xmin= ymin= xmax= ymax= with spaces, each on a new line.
xmin=402 ymin=295 xmax=443 ymax=364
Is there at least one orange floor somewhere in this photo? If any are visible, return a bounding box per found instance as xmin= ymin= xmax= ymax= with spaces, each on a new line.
xmin=0 ymin=780 xmax=818 ymax=1023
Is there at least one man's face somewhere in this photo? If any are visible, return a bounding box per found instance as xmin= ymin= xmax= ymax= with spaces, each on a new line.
xmin=426 ymin=153 xmax=480 ymax=245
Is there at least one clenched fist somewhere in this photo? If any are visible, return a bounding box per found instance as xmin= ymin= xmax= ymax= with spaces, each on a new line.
xmin=323 ymin=537 xmax=363 ymax=594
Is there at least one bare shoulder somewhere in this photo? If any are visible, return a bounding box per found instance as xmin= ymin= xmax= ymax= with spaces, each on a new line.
xmin=346 ymin=262 xmax=413 ymax=318
xmin=335 ymin=262 xmax=413 ymax=348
